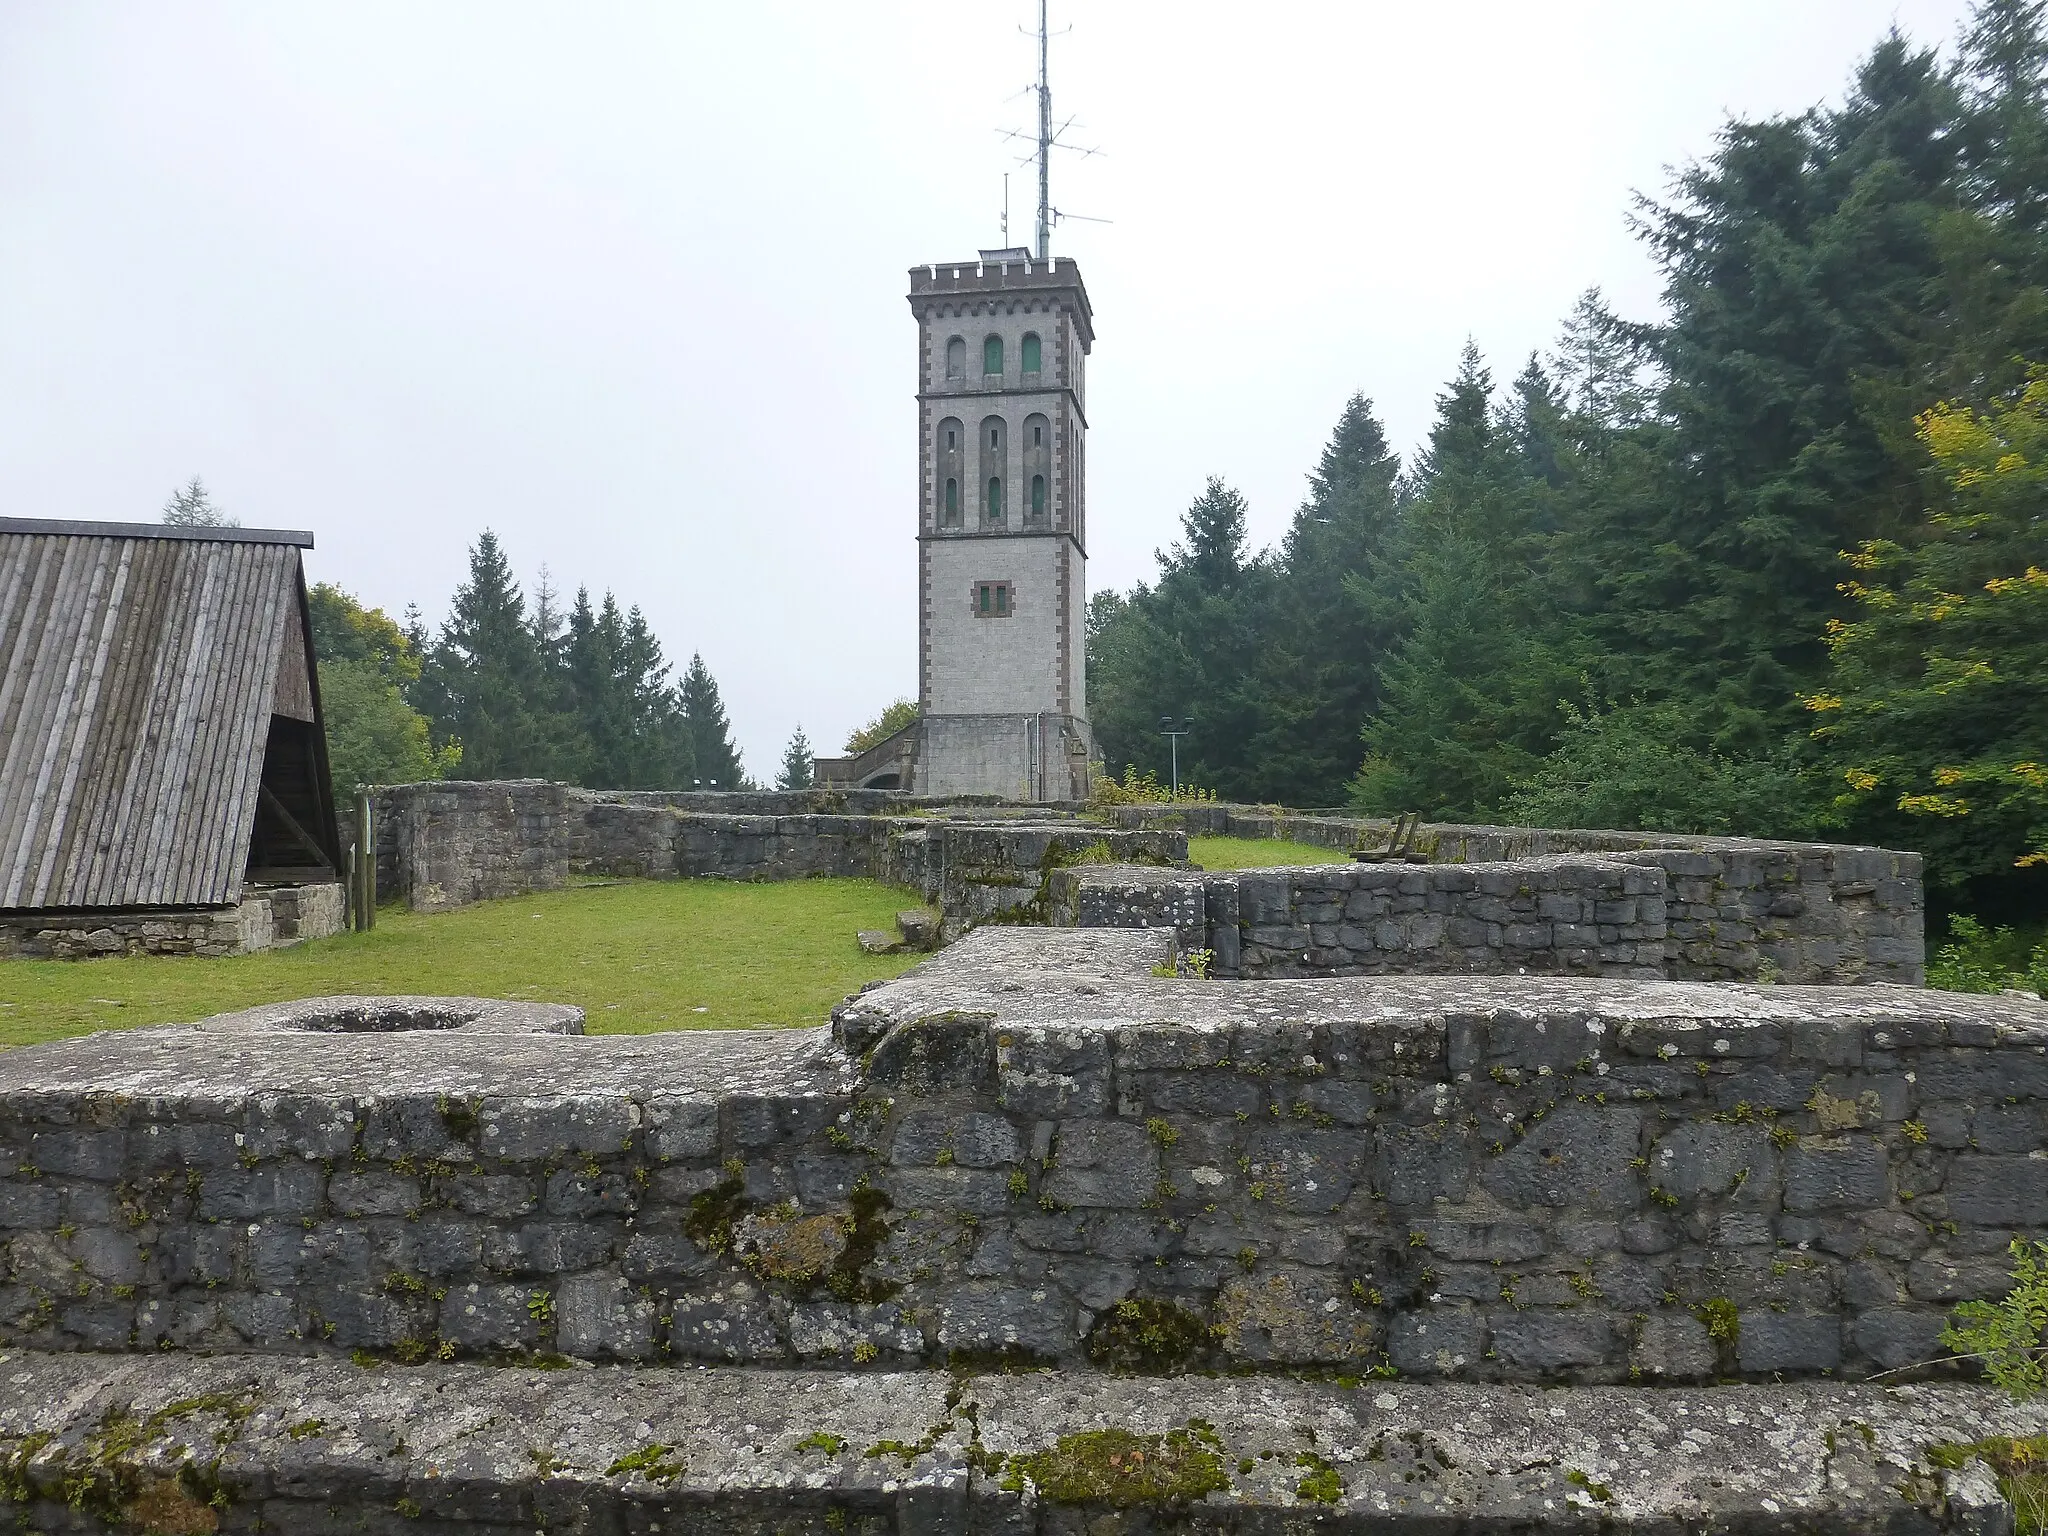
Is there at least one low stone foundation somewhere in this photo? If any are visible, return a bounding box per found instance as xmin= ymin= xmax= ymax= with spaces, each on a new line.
xmin=5 ymin=930 xmax=2046 ymax=1529
xmin=3 ymin=929 xmax=2036 ymax=1380
xmin=1056 ymin=839 xmax=1922 ymax=985
xmin=0 ymin=882 xmax=344 ymax=960
xmin=375 ymin=779 xmax=1182 ymax=929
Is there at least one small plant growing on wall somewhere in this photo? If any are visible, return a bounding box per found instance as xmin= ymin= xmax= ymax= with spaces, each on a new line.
xmin=1944 ymin=1239 xmax=2048 ymax=1398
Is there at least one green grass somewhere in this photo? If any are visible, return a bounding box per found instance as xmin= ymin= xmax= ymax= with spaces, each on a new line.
xmin=1187 ymin=835 xmax=1352 ymax=870
xmin=0 ymin=878 xmax=927 ymax=1051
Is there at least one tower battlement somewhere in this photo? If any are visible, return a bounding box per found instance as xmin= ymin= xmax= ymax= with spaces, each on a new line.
xmin=908 ymin=257 xmax=1094 ymax=343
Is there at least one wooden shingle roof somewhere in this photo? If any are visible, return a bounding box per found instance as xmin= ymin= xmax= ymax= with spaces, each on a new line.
xmin=0 ymin=517 xmax=324 ymax=910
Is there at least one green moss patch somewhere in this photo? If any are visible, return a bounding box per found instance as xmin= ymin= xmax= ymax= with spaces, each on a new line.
xmin=1084 ymin=1297 xmax=1220 ymax=1374
xmin=1928 ymin=1437 xmax=2048 ymax=1533
xmin=1295 ymin=1451 xmax=1343 ymax=1504
xmin=1005 ymin=1422 xmax=1230 ymax=1507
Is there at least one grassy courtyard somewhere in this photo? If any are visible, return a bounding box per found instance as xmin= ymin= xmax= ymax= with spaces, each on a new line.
xmin=1187 ymin=835 xmax=1351 ymax=869
xmin=0 ymin=878 xmax=925 ymax=1052
xmin=0 ymin=837 xmax=1359 ymax=1053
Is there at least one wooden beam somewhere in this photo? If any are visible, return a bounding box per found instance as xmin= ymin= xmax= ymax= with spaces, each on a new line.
xmin=258 ymin=784 xmax=332 ymax=869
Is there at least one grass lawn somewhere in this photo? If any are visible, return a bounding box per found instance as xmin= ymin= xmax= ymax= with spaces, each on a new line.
xmin=1187 ymin=835 xmax=1353 ymax=870
xmin=0 ymin=878 xmax=927 ymax=1052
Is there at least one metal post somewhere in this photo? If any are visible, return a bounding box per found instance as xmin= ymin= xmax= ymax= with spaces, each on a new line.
xmin=355 ymin=790 xmax=375 ymax=931
xmin=1036 ymin=0 xmax=1051 ymax=260
xmin=1158 ymin=717 xmax=1194 ymax=799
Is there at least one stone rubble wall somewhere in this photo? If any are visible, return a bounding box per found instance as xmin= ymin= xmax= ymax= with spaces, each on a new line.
xmin=1058 ymin=837 xmax=1922 ymax=986
xmin=0 ymin=882 xmax=345 ymax=960
xmin=254 ymin=881 xmax=346 ymax=945
xmin=3 ymin=929 xmax=2041 ymax=1388
xmin=372 ymin=779 xmax=1182 ymax=929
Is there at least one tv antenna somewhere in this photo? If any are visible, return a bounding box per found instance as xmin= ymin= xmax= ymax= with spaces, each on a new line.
xmin=996 ymin=0 xmax=1106 ymax=259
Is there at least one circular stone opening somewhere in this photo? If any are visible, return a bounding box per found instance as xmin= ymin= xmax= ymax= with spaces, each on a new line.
xmin=281 ymin=1002 xmax=485 ymax=1033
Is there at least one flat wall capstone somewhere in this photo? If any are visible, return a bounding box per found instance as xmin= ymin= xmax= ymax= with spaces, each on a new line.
xmin=4 ymin=928 xmax=2038 ymax=1387
xmin=3 ymin=1352 xmax=2039 ymax=1531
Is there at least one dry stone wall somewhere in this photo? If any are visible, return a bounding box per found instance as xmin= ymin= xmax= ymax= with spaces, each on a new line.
xmin=3 ymin=930 xmax=2039 ymax=1388
xmin=1058 ymin=837 xmax=1922 ymax=985
xmin=0 ymin=883 xmax=344 ymax=960
xmin=372 ymin=780 xmax=1181 ymax=929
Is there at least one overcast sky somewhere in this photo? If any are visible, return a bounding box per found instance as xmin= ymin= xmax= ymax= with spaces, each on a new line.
xmin=0 ymin=1 xmax=1980 ymax=778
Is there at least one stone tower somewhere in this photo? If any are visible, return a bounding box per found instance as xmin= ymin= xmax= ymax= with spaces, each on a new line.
xmin=906 ymin=248 xmax=1095 ymax=800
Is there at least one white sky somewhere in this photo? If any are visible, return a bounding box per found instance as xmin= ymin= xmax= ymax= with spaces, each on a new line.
xmin=0 ymin=1 xmax=1979 ymax=779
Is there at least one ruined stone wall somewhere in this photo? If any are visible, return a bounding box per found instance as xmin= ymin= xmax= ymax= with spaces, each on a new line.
xmin=371 ymin=779 xmax=1181 ymax=929
xmin=0 ymin=883 xmax=345 ymax=960
xmin=1057 ymin=838 xmax=1922 ymax=986
xmin=4 ymin=931 xmax=2040 ymax=1388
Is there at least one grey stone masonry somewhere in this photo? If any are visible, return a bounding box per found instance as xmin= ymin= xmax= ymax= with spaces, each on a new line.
xmin=374 ymin=779 xmax=1181 ymax=931
xmin=1058 ymin=831 xmax=1922 ymax=985
xmin=0 ymin=1349 xmax=2038 ymax=1532
xmin=4 ymin=929 xmax=2042 ymax=1387
xmin=0 ymin=883 xmax=344 ymax=960
xmin=1054 ymin=857 xmax=1670 ymax=981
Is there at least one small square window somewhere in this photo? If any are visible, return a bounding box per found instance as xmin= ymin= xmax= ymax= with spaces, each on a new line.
xmin=972 ymin=581 xmax=1013 ymax=617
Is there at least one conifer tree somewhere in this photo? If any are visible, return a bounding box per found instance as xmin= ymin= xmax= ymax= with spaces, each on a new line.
xmin=1088 ymin=478 xmax=1273 ymax=799
xmin=416 ymin=531 xmax=556 ymax=779
xmin=776 ymin=727 xmax=815 ymax=791
xmin=161 ymin=476 xmax=237 ymax=527
xmin=1245 ymin=394 xmax=1403 ymax=805
xmin=679 ymin=653 xmax=746 ymax=789
xmin=1350 ymin=346 xmax=1577 ymax=817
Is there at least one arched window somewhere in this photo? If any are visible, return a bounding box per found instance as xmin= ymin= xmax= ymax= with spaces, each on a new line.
xmin=1021 ymin=412 xmax=1051 ymax=527
xmin=983 ymin=334 xmax=1004 ymax=376
xmin=1021 ymin=332 xmax=1042 ymax=374
xmin=937 ymin=415 xmax=965 ymax=529
xmin=945 ymin=336 xmax=966 ymax=381
xmin=979 ymin=414 xmax=1006 ymax=527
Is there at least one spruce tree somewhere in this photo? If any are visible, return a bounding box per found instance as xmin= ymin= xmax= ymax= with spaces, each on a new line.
xmin=161 ymin=476 xmax=237 ymax=527
xmin=565 ymin=588 xmax=629 ymax=787
xmin=776 ymin=727 xmax=815 ymax=791
xmin=415 ymin=531 xmax=555 ymax=779
xmin=1351 ymin=346 xmax=1577 ymax=817
xmin=679 ymin=653 xmax=746 ymax=789
xmin=1245 ymin=394 xmax=1403 ymax=805
xmin=1087 ymin=478 xmax=1272 ymax=798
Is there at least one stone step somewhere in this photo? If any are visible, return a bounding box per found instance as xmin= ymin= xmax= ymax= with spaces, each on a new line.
xmin=0 ymin=1351 xmax=2033 ymax=1531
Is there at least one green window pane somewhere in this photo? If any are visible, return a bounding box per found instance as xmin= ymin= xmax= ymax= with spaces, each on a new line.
xmin=945 ymin=479 xmax=958 ymax=520
xmin=1022 ymin=333 xmax=1041 ymax=373
xmin=984 ymin=335 xmax=1003 ymax=374
xmin=1031 ymin=475 xmax=1046 ymax=517
xmin=987 ymin=477 xmax=1002 ymax=519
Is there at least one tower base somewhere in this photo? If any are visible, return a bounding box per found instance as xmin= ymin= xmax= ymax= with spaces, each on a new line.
xmin=814 ymin=715 xmax=1094 ymax=802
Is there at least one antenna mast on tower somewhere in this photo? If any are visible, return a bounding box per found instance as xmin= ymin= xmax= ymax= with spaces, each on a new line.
xmin=1035 ymin=0 xmax=1051 ymax=259
xmin=997 ymin=2 xmax=1104 ymax=256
